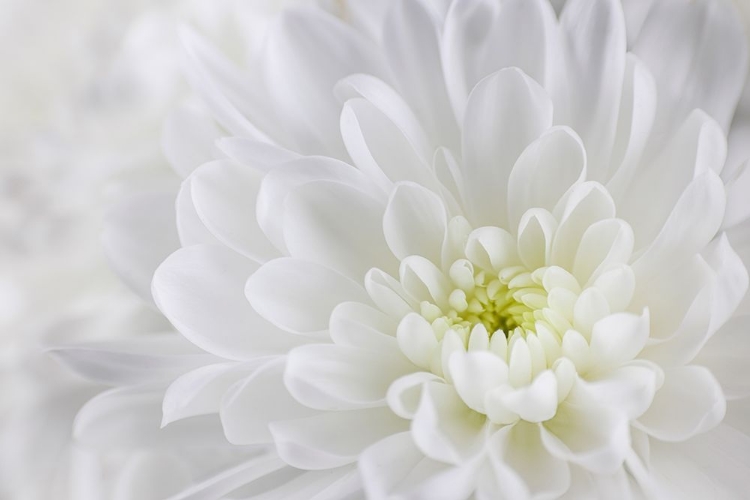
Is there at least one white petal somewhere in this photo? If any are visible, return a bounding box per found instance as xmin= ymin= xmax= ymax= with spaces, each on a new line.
xmin=583 ymin=361 xmax=663 ymax=420
xmin=152 ymin=245 xmax=303 ymax=360
xmin=257 ymin=156 xmax=379 ymax=254
xmin=49 ymin=335 xmax=213 ymax=387
xmin=387 ymin=371 xmax=443 ymax=420
xmin=591 ymin=265 xmax=635 ymax=312
xmin=461 ymin=68 xmax=553 ymax=227
xmin=74 ymin=387 xmax=226 ymax=450
xmin=551 ymin=182 xmax=616 ymax=270
xmin=162 ymin=361 xmax=257 ymax=426
xmin=572 ymin=288 xmax=611 ymax=338
xmin=334 ymin=73 xmax=432 ymax=163
xmin=329 ymin=301 xmax=398 ymax=353
xmin=649 ymin=423 xmax=750 ymax=499
xmin=621 ymin=111 xmax=726 ymax=250
xmin=501 ymin=370 xmax=559 ymax=423
xmin=397 ymin=313 xmax=439 ymax=370
xmin=359 ymin=432 xmax=476 ymax=500
xmin=384 ymin=0 xmax=458 ymax=150
xmin=632 ymin=171 xmax=725 ymax=282
xmin=284 ymin=344 xmax=414 ymax=411
xmin=190 ymin=160 xmax=278 ymax=262
xmin=558 ymin=0 xmax=626 ymax=179
xmin=245 ymin=257 xmax=368 ymax=335
xmin=572 ymin=219 xmax=634 ymax=285
xmin=541 ymin=385 xmax=629 ymax=473
xmin=263 ymin=9 xmax=386 ymax=157
xmin=695 ymin=314 xmax=750 ymax=399
xmin=449 ymin=351 xmax=507 ymax=414
xmin=216 ymin=137 xmax=301 ymax=173
xmin=411 ymin=383 xmax=487 ymax=464
xmin=271 ymin=407 xmax=407 ymax=470
xmin=507 ymin=127 xmax=587 ymax=231
xmin=220 ymin=358 xmax=314 ymax=445
xmin=103 ymin=193 xmax=180 ymax=304
xmin=465 ymin=226 xmax=520 ymax=273
xmin=517 ymin=209 xmax=557 ymax=269
xmin=636 ymin=365 xmax=726 ymax=442
xmin=283 ymin=180 xmax=396 ymax=281
xmin=489 ymin=422 xmax=571 ymax=500
xmin=383 ymin=182 xmax=447 ymax=263
xmin=365 ymin=268 xmax=418 ymax=319
xmin=399 ymin=256 xmax=452 ymax=308
xmin=588 ymin=310 xmax=650 ymax=370
xmin=175 ymin=178 xmax=220 ymax=247
xmin=631 ymin=0 xmax=749 ymax=133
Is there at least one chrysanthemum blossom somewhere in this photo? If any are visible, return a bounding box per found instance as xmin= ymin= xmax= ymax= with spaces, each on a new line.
xmin=94 ymin=0 xmax=750 ymax=497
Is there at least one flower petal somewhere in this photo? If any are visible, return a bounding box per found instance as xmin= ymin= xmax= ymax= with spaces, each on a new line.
xmin=284 ymin=344 xmax=415 ymax=411
xmin=695 ymin=314 xmax=750 ymax=400
xmin=162 ymin=104 xmax=222 ymax=178
xmin=383 ymin=182 xmax=447 ymax=263
xmin=541 ymin=384 xmax=629 ymax=473
xmin=245 ymin=257 xmax=369 ymax=335
xmin=220 ymin=358 xmax=314 ymax=445
xmin=507 ymin=127 xmax=587 ymax=231
xmin=359 ymin=432 xmax=477 ymax=500
xmin=636 ymin=365 xmax=726 ymax=442
xmin=152 ymin=245 xmax=304 ymax=360
xmin=283 ymin=180 xmax=397 ymax=281
xmin=190 ymin=160 xmax=279 ymax=262
xmin=270 ymin=407 xmax=407 ymax=470
xmin=461 ymin=67 xmax=553 ymax=228
xmin=449 ymin=351 xmax=507 ymax=414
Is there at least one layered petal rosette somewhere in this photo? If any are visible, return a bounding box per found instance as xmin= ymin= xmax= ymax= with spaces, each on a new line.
xmin=74 ymin=0 xmax=750 ymax=497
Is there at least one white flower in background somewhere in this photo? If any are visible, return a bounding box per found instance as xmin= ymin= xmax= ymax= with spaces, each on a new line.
xmin=58 ymin=0 xmax=750 ymax=498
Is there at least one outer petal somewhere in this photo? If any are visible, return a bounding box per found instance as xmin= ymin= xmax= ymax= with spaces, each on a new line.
xmin=383 ymin=182 xmax=447 ymax=263
xmin=631 ymin=0 xmax=749 ymax=133
xmin=284 ymin=344 xmax=415 ymax=411
xmin=282 ymin=180 xmax=397 ymax=281
xmin=152 ymin=245 xmax=304 ymax=360
xmin=557 ymin=0 xmax=626 ymax=178
xmin=190 ymin=160 xmax=278 ymax=262
xmin=541 ymin=384 xmax=629 ymax=473
xmin=271 ymin=407 xmax=408 ymax=470
xmin=245 ymin=258 xmax=369 ymax=335
xmin=636 ymin=365 xmax=726 ymax=442
xmin=507 ymin=126 xmax=586 ymax=232
xmin=359 ymin=432 xmax=477 ymax=500
xmin=461 ymin=68 xmax=553 ymax=228
xmin=695 ymin=314 xmax=750 ymax=399
xmin=220 ymin=358 xmax=315 ymax=445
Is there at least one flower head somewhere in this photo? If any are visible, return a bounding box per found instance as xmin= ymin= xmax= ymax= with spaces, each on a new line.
xmin=89 ymin=0 xmax=750 ymax=497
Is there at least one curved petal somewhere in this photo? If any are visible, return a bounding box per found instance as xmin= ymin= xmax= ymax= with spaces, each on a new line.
xmin=489 ymin=422 xmax=571 ymax=500
xmin=152 ymin=245 xmax=304 ymax=360
xmin=631 ymin=0 xmax=749 ymax=133
xmin=557 ymin=0 xmax=626 ymax=178
xmin=541 ymin=384 xmax=629 ymax=474
xmin=695 ymin=314 xmax=750 ymax=400
xmin=461 ymin=67 xmax=553 ymax=228
xmin=359 ymin=432 xmax=477 ymax=500
xmin=636 ymin=365 xmax=726 ymax=442
xmin=383 ymin=182 xmax=447 ymax=263
xmin=284 ymin=344 xmax=415 ymax=411
xmin=282 ymin=180 xmax=397 ymax=281
xmin=507 ymin=126 xmax=587 ymax=232
xmin=270 ymin=407 xmax=407 ymax=470
xmin=329 ymin=301 xmax=398 ymax=353
xmin=190 ymin=160 xmax=278 ymax=262
xmin=411 ymin=382 xmax=487 ymax=465
xmin=245 ymin=258 xmax=369 ymax=335
xmin=384 ymin=0 xmax=458 ymax=149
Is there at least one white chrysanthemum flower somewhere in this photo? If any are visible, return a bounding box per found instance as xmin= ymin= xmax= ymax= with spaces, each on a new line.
xmin=69 ymin=0 xmax=750 ymax=497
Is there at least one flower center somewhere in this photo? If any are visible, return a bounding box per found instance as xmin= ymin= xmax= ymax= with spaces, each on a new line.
xmin=419 ymin=260 xmax=548 ymax=342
